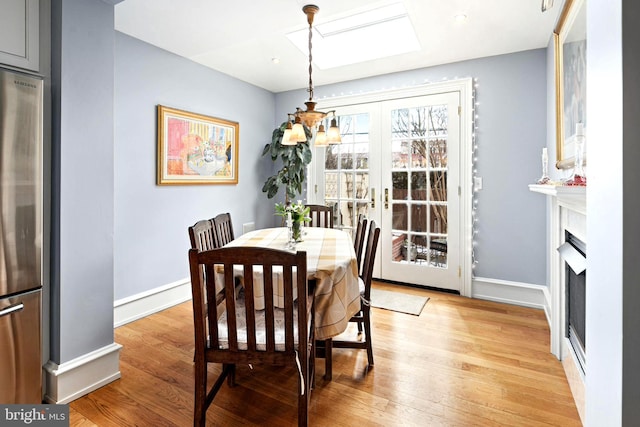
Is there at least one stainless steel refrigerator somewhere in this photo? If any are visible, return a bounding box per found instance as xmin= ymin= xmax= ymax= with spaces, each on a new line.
xmin=0 ymin=68 xmax=43 ymax=404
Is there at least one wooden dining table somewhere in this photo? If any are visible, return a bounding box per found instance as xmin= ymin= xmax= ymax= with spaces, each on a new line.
xmin=222 ymin=227 xmax=361 ymax=340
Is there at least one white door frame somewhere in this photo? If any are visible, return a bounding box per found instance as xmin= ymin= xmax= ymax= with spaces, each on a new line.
xmin=311 ymin=79 xmax=473 ymax=297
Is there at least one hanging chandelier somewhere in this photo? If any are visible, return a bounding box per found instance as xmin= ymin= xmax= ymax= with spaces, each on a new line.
xmin=282 ymin=4 xmax=341 ymax=147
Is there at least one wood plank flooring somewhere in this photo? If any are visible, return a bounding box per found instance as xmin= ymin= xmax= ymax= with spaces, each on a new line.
xmin=69 ymin=281 xmax=581 ymax=426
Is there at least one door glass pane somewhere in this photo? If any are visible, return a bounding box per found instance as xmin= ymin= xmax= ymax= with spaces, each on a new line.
xmin=411 ymin=139 xmax=428 ymax=168
xmin=411 ymin=172 xmax=427 ymax=201
xmin=343 ymin=202 xmax=370 ymax=239
xmin=341 ymin=171 xmax=353 ymax=197
xmin=429 ymin=237 xmax=448 ymax=267
xmin=429 ymin=138 xmax=447 ymax=168
xmin=341 ymin=154 xmax=353 ymax=170
xmin=389 ymin=104 xmax=449 ymax=267
xmin=392 ymin=140 xmax=409 ymax=168
xmin=410 ymin=204 xmax=427 ymax=233
xmin=429 ymin=106 xmax=448 ymax=136
xmin=354 ymin=172 xmax=369 ymax=199
xmin=392 ymin=109 xmax=409 ymax=137
xmin=322 ymin=113 xmax=369 ymax=233
xmin=392 ymin=203 xmax=407 ymax=230
xmin=354 ymin=143 xmax=369 ymax=169
xmin=325 ymin=147 xmax=338 ymax=170
xmin=337 ymin=201 xmax=353 ymax=229
xmin=324 ymin=172 xmax=338 ymax=198
xmin=430 ymin=170 xmax=447 ymax=202
xmin=392 ymin=172 xmax=407 ymax=200
xmin=410 ymin=107 xmax=428 ymax=137
xmin=392 ymin=233 xmax=408 ymax=261
xmin=430 ymin=204 xmax=447 ymax=234
xmin=355 ymin=202 xmax=368 ymax=219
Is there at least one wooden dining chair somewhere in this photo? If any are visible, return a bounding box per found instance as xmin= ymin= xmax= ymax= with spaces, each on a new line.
xmin=306 ymin=204 xmax=333 ymax=228
xmin=212 ymin=212 xmax=235 ymax=246
xmin=188 ymin=246 xmax=315 ymax=427
xmin=326 ymin=220 xmax=380 ymax=375
xmin=188 ymin=219 xmax=219 ymax=251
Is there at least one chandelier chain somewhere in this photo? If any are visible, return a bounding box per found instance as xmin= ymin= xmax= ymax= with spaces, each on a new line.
xmin=285 ymin=4 xmax=340 ymax=143
xmin=307 ymin=18 xmax=314 ymax=101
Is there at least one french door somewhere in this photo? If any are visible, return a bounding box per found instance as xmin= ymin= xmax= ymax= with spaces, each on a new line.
xmin=311 ymin=82 xmax=471 ymax=294
xmin=379 ymin=93 xmax=460 ymax=291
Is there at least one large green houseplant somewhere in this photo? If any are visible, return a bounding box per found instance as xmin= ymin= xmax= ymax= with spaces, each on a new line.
xmin=261 ymin=121 xmax=312 ymax=203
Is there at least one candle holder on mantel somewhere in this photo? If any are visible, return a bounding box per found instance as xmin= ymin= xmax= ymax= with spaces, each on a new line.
xmin=566 ymin=123 xmax=587 ymax=186
xmin=537 ymin=147 xmax=550 ymax=184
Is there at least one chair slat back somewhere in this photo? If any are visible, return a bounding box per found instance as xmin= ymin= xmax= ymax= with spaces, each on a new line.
xmin=188 ymin=247 xmax=310 ymax=364
xmin=361 ymin=220 xmax=380 ymax=301
xmin=354 ymin=214 xmax=368 ymax=274
xmin=306 ymin=204 xmax=333 ymax=228
xmin=188 ymin=219 xmax=218 ymax=251
xmin=188 ymin=220 xmax=219 ymax=329
xmin=213 ymin=213 xmax=235 ymax=247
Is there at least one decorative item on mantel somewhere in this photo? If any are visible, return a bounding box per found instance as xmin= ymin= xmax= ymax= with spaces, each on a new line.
xmin=566 ymin=123 xmax=586 ymax=186
xmin=537 ymin=147 xmax=551 ymax=184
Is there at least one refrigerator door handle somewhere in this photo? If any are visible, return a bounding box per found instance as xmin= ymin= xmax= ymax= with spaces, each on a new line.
xmin=0 ymin=303 xmax=25 ymax=317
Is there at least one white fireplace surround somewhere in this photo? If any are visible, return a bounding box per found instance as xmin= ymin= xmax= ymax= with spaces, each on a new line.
xmin=529 ymin=184 xmax=586 ymax=422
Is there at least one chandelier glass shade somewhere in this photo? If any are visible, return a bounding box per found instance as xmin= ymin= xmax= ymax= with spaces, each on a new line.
xmin=285 ymin=4 xmax=341 ymax=146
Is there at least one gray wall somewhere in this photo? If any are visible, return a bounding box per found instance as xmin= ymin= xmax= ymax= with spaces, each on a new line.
xmin=113 ymin=33 xmax=276 ymax=300
xmin=276 ymin=50 xmax=548 ymax=285
xmin=50 ymin=0 xmax=115 ymax=362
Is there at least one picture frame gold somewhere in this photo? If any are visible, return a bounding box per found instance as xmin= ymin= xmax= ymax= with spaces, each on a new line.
xmin=157 ymin=105 xmax=239 ymax=185
xmin=554 ymin=0 xmax=587 ymax=170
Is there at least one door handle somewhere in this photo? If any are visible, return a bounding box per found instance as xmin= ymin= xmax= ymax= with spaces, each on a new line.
xmin=371 ymin=188 xmax=375 ymax=208
xmin=0 ymin=303 xmax=24 ymax=317
xmin=385 ymin=188 xmax=389 ymax=209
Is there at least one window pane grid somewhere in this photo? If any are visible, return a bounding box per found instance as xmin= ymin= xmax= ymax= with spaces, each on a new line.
xmin=323 ymin=113 xmax=370 ymax=232
xmin=390 ymin=104 xmax=448 ymax=267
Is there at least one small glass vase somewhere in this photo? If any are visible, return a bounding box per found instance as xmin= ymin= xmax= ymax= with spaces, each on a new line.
xmin=537 ymin=148 xmax=550 ymax=184
xmin=567 ymin=125 xmax=587 ymax=186
xmin=292 ymin=220 xmax=302 ymax=242
xmin=285 ymin=219 xmax=295 ymax=249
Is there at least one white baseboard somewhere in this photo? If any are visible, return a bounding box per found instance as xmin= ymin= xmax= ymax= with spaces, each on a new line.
xmin=43 ymin=343 xmax=122 ymax=404
xmin=472 ymin=277 xmax=550 ymax=314
xmin=113 ymin=278 xmax=192 ymax=327
xmin=42 ymin=280 xmax=192 ymax=404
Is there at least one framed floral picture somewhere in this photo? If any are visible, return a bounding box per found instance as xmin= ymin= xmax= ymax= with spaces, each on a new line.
xmin=157 ymin=105 xmax=239 ymax=185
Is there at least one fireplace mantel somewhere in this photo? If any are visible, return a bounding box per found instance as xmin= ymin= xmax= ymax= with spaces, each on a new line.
xmin=529 ymin=184 xmax=586 ymax=214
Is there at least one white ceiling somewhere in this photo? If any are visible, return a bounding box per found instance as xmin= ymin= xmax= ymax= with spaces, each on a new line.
xmin=114 ymin=0 xmax=559 ymax=93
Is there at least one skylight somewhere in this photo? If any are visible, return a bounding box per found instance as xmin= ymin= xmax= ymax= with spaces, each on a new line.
xmin=286 ymin=3 xmax=421 ymax=70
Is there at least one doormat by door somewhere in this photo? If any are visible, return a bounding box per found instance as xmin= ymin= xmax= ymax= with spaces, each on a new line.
xmin=370 ymin=288 xmax=428 ymax=316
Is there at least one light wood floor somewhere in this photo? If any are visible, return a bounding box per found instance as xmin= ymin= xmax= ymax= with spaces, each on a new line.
xmin=69 ymin=281 xmax=581 ymax=426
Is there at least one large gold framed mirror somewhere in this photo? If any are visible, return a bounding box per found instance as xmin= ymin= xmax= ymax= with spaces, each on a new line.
xmin=554 ymin=0 xmax=587 ymax=170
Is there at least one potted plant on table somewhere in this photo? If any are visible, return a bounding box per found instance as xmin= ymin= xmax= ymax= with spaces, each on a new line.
xmin=275 ymin=202 xmax=311 ymax=242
